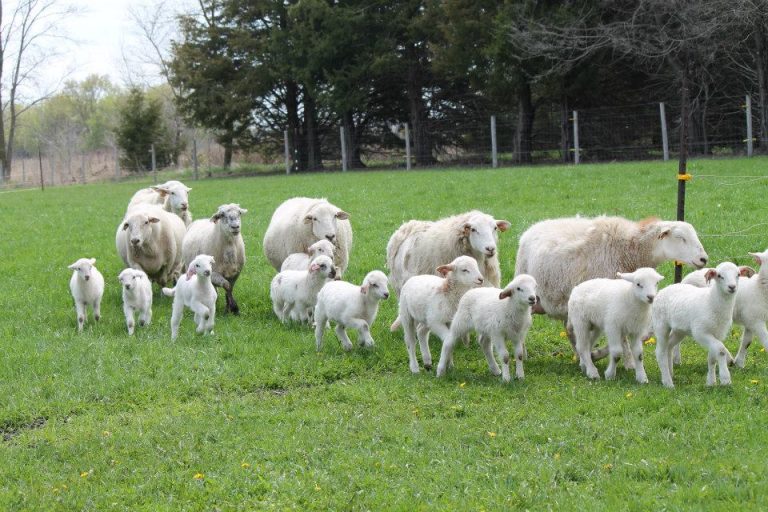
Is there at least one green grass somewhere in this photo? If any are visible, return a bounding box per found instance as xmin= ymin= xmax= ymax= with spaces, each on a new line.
xmin=2 ymin=158 xmax=768 ymax=510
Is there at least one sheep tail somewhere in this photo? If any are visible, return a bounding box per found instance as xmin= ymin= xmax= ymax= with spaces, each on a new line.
xmin=162 ymin=287 xmax=175 ymax=297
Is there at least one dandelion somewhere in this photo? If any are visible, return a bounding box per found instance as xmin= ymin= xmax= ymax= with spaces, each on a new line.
xmin=193 ymin=473 xmax=204 ymax=480
xmin=487 ymin=431 xmax=497 ymax=438
xmin=762 ymin=348 xmax=766 ymax=353
xmin=241 ymin=463 xmax=251 ymax=469
xmin=459 ymin=382 xmax=466 ymax=388
xmin=644 ymin=337 xmax=656 ymax=345
xmin=554 ymin=453 xmax=561 ymax=460
xmin=626 ymin=392 xmax=634 ymax=399
xmin=751 ymin=379 xmax=760 ymax=385
xmin=559 ymin=331 xmax=568 ymax=338
xmin=80 ymin=471 xmax=90 ymax=478
xmin=314 ymin=483 xmax=321 ymax=491
xmin=102 ymin=430 xmax=111 ymax=437
xmin=603 ymin=463 xmax=613 ymax=471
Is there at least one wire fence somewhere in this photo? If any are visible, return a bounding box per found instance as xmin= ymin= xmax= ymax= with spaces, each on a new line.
xmin=0 ymin=94 xmax=763 ymax=189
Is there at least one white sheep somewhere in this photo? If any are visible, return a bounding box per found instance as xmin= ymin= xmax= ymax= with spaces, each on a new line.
xmin=393 ymin=255 xmax=485 ymax=373
xmin=68 ymin=258 xmax=105 ymax=333
xmin=118 ymin=268 xmax=152 ymax=335
xmin=127 ymin=180 xmax=193 ymax=226
xmin=731 ymin=250 xmax=768 ymax=368
xmin=270 ymin=255 xmax=337 ymax=323
xmin=263 ymin=197 xmax=352 ymax=274
xmin=314 ymin=270 xmax=390 ymax=351
xmin=436 ymin=274 xmax=538 ymax=382
xmin=162 ymin=254 xmax=217 ymax=340
xmin=182 ymin=203 xmax=247 ymax=315
xmin=386 ymin=210 xmax=511 ymax=296
xmin=652 ymin=261 xmax=740 ymax=388
xmin=281 ymin=239 xmax=336 ymax=272
xmin=115 ymin=205 xmax=187 ymax=287
xmin=681 ymin=265 xmax=755 ymax=287
xmin=567 ymin=268 xmax=664 ymax=383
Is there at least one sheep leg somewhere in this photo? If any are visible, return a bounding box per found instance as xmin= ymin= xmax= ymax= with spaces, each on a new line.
xmin=630 ymin=336 xmax=648 ymax=384
xmin=416 ymin=324 xmax=433 ymax=370
xmin=436 ymin=331 xmax=461 ymax=377
xmin=123 ymin=304 xmax=135 ymax=335
xmin=75 ymin=301 xmax=87 ymax=333
xmin=346 ymin=318 xmax=374 ymax=347
xmin=212 ymin=272 xmax=238 ymax=314
xmin=139 ymin=306 xmax=152 ymax=328
xmin=491 ymin=335 xmax=511 ymax=383
xmin=573 ymin=322 xmax=600 ymax=380
xmin=93 ymin=298 xmax=101 ymax=322
xmin=621 ymin=336 xmax=636 ymax=370
xmin=734 ymin=327 xmax=756 ymax=368
xmin=480 ymin=336 xmax=501 ymax=377
xmin=334 ymin=324 xmax=354 ymax=351
xmin=604 ymin=330 xmax=625 ymax=381
xmin=190 ymin=301 xmax=211 ymax=334
xmin=206 ymin=303 xmax=216 ymax=335
xmin=403 ymin=317 xmax=422 ymax=373
xmin=701 ymin=337 xmax=731 ymax=386
xmin=513 ymin=337 xmax=526 ymax=380
xmin=314 ymin=310 xmax=327 ymax=351
xmin=673 ymin=344 xmax=682 ymax=366
xmin=656 ymin=328 xmax=683 ymax=388
xmin=170 ymin=299 xmax=184 ymax=340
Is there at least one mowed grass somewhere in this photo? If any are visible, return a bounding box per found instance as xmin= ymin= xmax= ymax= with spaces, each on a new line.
xmin=2 ymin=158 xmax=768 ymax=510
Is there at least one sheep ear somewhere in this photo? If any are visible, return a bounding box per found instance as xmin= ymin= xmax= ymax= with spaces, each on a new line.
xmin=463 ymin=223 xmax=472 ymax=235
xmin=211 ymin=212 xmax=223 ymax=223
xmin=655 ymin=271 xmax=665 ymax=282
xmin=186 ymin=186 xmax=192 ymax=192
xmin=309 ymin=263 xmax=320 ymax=272
xmin=499 ymin=289 xmax=512 ymax=299
xmin=360 ymin=284 xmax=368 ymax=294
xmin=88 ymin=258 xmax=96 ymax=265
xmin=68 ymin=263 xmax=78 ymax=270
xmin=749 ymin=252 xmax=763 ymax=265
xmin=239 ymin=208 xmax=248 ymax=214
xmin=335 ymin=211 xmax=349 ymax=220
xmin=209 ymin=256 xmax=216 ymax=265
xmin=739 ymin=265 xmax=756 ymax=278
xmin=658 ymin=229 xmax=671 ymax=239
xmin=705 ymin=269 xmax=718 ymax=283
xmin=304 ymin=215 xmax=313 ymax=224
xmin=148 ymin=217 xmax=161 ymax=224
xmin=617 ymin=272 xmax=634 ymax=282
xmin=436 ymin=264 xmax=452 ymax=276
xmin=496 ymin=220 xmax=511 ymax=232
xmin=122 ymin=222 xmax=130 ymax=231
xmin=151 ymin=186 xmax=169 ymax=197
xmin=186 ymin=266 xmax=196 ymax=280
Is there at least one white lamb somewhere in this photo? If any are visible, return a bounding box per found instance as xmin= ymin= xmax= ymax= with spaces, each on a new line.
xmin=127 ymin=180 xmax=193 ymax=226
xmin=387 ymin=210 xmax=511 ymax=296
xmin=314 ymin=270 xmax=390 ymax=351
xmin=731 ymin=250 xmax=768 ymax=368
xmin=162 ymin=254 xmax=217 ymax=341
xmin=681 ymin=265 xmax=755 ymax=287
xmin=263 ymin=197 xmax=352 ymax=274
xmin=118 ymin=268 xmax=153 ymax=335
xmin=652 ymin=261 xmax=740 ymax=388
xmin=281 ymin=239 xmax=336 ymax=272
xmin=182 ymin=204 xmax=248 ymax=315
xmin=436 ymin=274 xmax=538 ymax=382
xmin=567 ymin=268 xmax=664 ymax=383
xmin=393 ymin=255 xmax=485 ymax=373
xmin=68 ymin=258 xmax=105 ymax=333
xmin=270 ymin=255 xmax=337 ymax=323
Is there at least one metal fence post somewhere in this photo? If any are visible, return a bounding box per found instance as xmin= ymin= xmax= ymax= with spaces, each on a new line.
xmin=659 ymin=102 xmax=669 ymax=161
xmin=405 ymin=123 xmax=411 ymax=170
xmin=114 ymin=146 xmax=120 ymax=180
xmin=340 ymin=126 xmax=348 ymax=172
xmin=572 ymin=110 xmax=580 ymax=164
xmin=491 ymin=115 xmax=498 ymax=168
xmin=151 ymin=144 xmax=157 ymax=183
xmin=283 ymin=130 xmax=290 ymax=175
xmin=193 ymin=139 xmax=199 ymax=180
xmin=746 ymin=95 xmax=754 ymax=157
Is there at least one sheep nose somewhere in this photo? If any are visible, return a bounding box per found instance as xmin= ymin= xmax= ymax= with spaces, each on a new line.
xmin=647 ymin=295 xmax=655 ymax=303
xmin=130 ymin=238 xmax=140 ymax=245
xmin=325 ymin=234 xmax=336 ymax=242
xmin=700 ymin=257 xmax=708 ymax=265
xmin=125 ymin=284 xmax=131 ymax=290
xmin=728 ymin=285 xmax=736 ymax=293
xmin=204 ymin=270 xmax=211 ymax=277
xmin=180 ymin=203 xmax=188 ymax=210
xmin=84 ymin=275 xmax=90 ymax=281
xmin=485 ymin=247 xmax=496 ymax=256
xmin=528 ymin=296 xmax=536 ymax=305
xmin=383 ymin=292 xmax=390 ymax=299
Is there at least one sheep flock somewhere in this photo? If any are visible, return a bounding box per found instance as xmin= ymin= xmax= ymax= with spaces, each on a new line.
xmin=65 ymin=179 xmax=768 ymax=389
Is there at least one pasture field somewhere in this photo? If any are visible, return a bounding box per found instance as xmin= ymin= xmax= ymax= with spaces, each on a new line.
xmin=2 ymin=158 xmax=768 ymax=510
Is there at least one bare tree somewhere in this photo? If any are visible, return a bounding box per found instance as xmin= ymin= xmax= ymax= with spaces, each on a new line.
xmin=0 ymin=0 xmax=76 ymax=181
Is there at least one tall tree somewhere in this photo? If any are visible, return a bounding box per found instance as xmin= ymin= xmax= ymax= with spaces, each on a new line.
xmin=115 ymin=88 xmax=177 ymax=172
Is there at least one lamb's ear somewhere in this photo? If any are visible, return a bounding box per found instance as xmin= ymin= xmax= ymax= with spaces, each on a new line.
xmin=186 ymin=266 xmax=196 ymax=280
xmin=309 ymin=263 xmax=320 ymax=273
xmin=335 ymin=210 xmax=349 ymax=220
xmin=122 ymin=222 xmax=130 ymax=231
xmin=148 ymin=217 xmax=161 ymax=224
xmin=186 ymin=186 xmax=192 ymax=192
xmin=749 ymin=252 xmax=763 ymax=266
xmin=658 ymin=229 xmax=671 ymax=239
xmin=496 ymin=220 xmax=511 ymax=232
xmin=704 ymin=269 xmax=718 ymax=283
xmin=655 ymin=271 xmax=665 ymax=282
xmin=499 ymin=289 xmax=513 ymax=299
xmin=239 ymin=207 xmax=248 ymax=215
xmin=304 ymin=215 xmax=313 ymax=224
xmin=68 ymin=262 xmax=78 ymax=270
xmin=436 ymin=264 xmax=452 ymax=276
xmin=211 ymin=211 xmax=224 ymax=223
xmin=617 ymin=272 xmax=634 ymax=282
xmin=463 ymin=223 xmax=472 ymax=236
xmin=88 ymin=258 xmax=96 ymax=265
xmin=360 ymin=284 xmax=368 ymax=295
xmin=150 ymin=186 xmax=169 ymax=197
xmin=739 ymin=265 xmax=756 ymax=278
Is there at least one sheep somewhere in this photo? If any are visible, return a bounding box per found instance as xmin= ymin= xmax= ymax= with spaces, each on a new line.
xmin=118 ymin=268 xmax=152 ymax=335
xmin=115 ymin=205 xmax=187 ymax=287
xmin=127 ymin=180 xmax=193 ymax=226
xmin=392 ymin=255 xmax=485 ymax=373
xmin=730 ymin=250 xmax=768 ymax=368
xmin=386 ymin=210 xmax=511 ymax=296
xmin=162 ymin=254 xmax=217 ymax=340
xmin=436 ymin=274 xmax=538 ymax=382
xmin=182 ymin=203 xmax=248 ymax=315
xmin=263 ymin=197 xmax=352 ymax=274
xmin=68 ymin=258 xmax=105 ymax=333
xmin=314 ymin=270 xmax=390 ymax=351
xmin=567 ymin=268 xmax=664 ymax=383
xmin=652 ymin=261 xmax=740 ymax=388
xmin=270 ymin=255 xmax=337 ymax=323
xmin=281 ymin=239 xmax=336 ymax=272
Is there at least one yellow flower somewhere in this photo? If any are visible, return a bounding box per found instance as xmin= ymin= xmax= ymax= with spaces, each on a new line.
xmin=193 ymin=473 xmax=204 ymax=480
xmin=102 ymin=430 xmax=111 ymax=437
xmin=80 ymin=471 xmax=90 ymax=478
xmin=314 ymin=483 xmax=321 ymax=491
xmin=644 ymin=337 xmax=656 ymax=345
xmin=761 ymin=348 xmax=766 ymax=353
xmin=554 ymin=453 xmax=561 ymax=460
xmin=559 ymin=331 xmax=568 ymax=338
xmin=241 ymin=463 xmax=251 ymax=469
xmin=626 ymin=392 xmax=634 ymax=399
xmin=487 ymin=431 xmax=497 ymax=438
xmin=459 ymin=382 xmax=466 ymax=388
xmin=751 ymin=379 xmax=760 ymax=385
xmin=603 ymin=463 xmax=613 ymax=471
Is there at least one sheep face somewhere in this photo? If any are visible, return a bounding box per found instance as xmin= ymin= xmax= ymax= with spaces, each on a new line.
xmin=499 ymin=275 xmax=538 ymax=306
xmin=361 ymin=270 xmax=390 ymax=300
xmin=656 ymin=221 xmax=708 ymax=269
xmin=308 ymin=239 xmax=335 ymax=259
xmin=212 ymin=203 xmax=247 ymax=236
xmin=706 ymin=262 xmax=740 ymax=295
xmin=463 ymin=213 xmax=511 ymax=259
xmin=122 ymin=212 xmax=161 ymax=247
xmin=308 ymin=255 xmax=337 ymax=280
xmin=304 ymin=203 xmax=349 ymax=245
xmin=187 ymin=254 xmax=215 ymax=280
xmin=437 ymin=255 xmax=484 ymax=287
xmin=118 ymin=268 xmax=147 ymax=291
xmin=152 ymin=180 xmax=191 ymax=214
xmin=68 ymin=258 xmax=97 ymax=281
xmin=618 ymin=268 xmax=665 ymax=304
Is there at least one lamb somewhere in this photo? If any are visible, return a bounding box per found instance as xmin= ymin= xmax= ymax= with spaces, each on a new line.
xmin=393 ymin=255 xmax=485 ymax=373
xmin=314 ymin=270 xmax=390 ymax=351
xmin=681 ymin=266 xmax=755 ymax=287
xmin=386 ymin=210 xmax=511 ymax=296
xmin=182 ymin=203 xmax=248 ymax=315
xmin=118 ymin=268 xmax=152 ymax=335
xmin=730 ymin=250 xmax=768 ymax=368
xmin=281 ymin=239 xmax=335 ymax=272
xmin=263 ymin=197 xmax=352 ymax=274
xmin=567 ymin=268 xmax=664 ymax=383
xmin=652 ymin=261 xmax=740 ymax=388
xmin=68 ymin=258 xmax=105 ymax=333
xmin=127 ymin=180 xmax=193 ymax=226
xmin=115 ymin=205 xmax=187 ymax=287
xmin=270 ymin=255 xmax=337 ymax=323
xmin=162 ymin=254 xmax=217 ymax=340
xmin=436 ymin=274 xmax=538 ymax=382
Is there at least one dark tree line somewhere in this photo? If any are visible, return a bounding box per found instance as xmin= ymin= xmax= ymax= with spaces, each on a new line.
xmin=168 ymin=0 xmax=768 ymax=170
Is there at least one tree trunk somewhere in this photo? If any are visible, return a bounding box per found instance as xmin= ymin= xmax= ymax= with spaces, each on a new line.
xmin=342 ymin=110 xmax=365 ymax=169
xmin=285 ymin=80 xmax=302 ymax=171
xmin=560 ymin=93 xmax=570 ymax=163
xmin=407 ymin=57 xmax=435 ymax=166
xmin=303 ymin=88 xmax=322 ymax=171
xmin=516 ymin=79 xmax=535 ymax=164
xmin=755 ymin=25 xmax=768 ymax=152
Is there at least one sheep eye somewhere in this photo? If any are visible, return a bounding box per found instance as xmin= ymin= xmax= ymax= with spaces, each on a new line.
xmin=371 ymin=283 xmax=378 ymax=288
xmin=516 ymin=287 xmax=522 ymax=292
xmin=471 ymin=228 xmax=477 ymax=233
xmin=462 ymin=269 xmax=469 ymax=273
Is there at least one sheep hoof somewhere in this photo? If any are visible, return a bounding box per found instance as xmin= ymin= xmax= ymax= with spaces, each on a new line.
xmin=423 ymin=363 xmax=432 ymax=371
